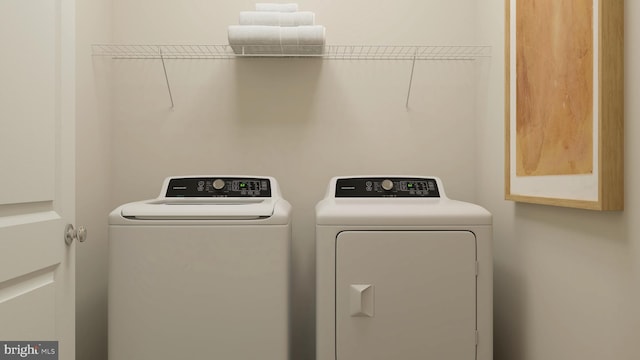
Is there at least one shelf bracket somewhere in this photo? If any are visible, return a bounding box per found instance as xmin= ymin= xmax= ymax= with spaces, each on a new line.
xmin=406 ymin=50 xmax=417 ymax=108
xmin=159 ymin=47 xmax=175 ymax=109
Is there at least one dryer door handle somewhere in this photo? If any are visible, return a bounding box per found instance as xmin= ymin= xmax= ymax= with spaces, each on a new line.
xmin=350 ymin=284 xmax=374 ymax=317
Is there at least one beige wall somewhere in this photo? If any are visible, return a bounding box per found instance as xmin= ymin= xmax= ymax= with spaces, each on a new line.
xmin=76 ymin=1 xmax=640 ymax=360
xmin=105 ymin=2 xmax=479 ymax=360
xmin=76 ymin=0 xmax=111 ymax=360
xmin=477 ymin=1 xmax=640 ymax=359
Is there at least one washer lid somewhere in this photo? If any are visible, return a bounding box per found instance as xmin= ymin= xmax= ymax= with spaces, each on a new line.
xmin=120 ymin=198 xmax=277 ymax=220
xmin=110 ymin=176 xmax=291 ymax=224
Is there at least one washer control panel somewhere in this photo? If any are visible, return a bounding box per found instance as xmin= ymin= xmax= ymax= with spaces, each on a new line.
xmin=165 ymin=177 xmax=272 ymax=197
xmin=335 ymin=177 xmax=440 ymax=198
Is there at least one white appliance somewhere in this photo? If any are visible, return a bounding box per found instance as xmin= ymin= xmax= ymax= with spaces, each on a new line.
xmin=315 ymin=176 xmax=492 ymax=360
xmin=108 ymin=176 xmax=291 ymax=360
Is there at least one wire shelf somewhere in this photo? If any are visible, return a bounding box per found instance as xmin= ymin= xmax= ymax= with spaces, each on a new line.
xmin=92 ymin=44 xmax=491 ymax=108
xmin=91 ymin=44 xmax=491 ymax=60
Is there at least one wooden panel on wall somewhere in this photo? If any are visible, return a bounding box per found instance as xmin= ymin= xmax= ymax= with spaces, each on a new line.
xmin=505 ymin=0 xmax=624 ymax=210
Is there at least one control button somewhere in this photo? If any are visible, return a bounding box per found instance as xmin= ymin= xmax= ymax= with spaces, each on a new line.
xmin=381 ymin=179 xmax=394 ymax=191
xmin=212 ymin=179 xmax=226 ymax=190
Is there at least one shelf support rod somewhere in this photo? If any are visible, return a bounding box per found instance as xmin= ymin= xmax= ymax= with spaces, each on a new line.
xmin=159 ymin=47 xmax=175 ymax=108
xmin=406 ymin=50 xmax=417 ymax=108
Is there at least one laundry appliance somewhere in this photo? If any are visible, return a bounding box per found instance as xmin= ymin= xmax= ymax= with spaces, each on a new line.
xmin=108 ymin=175 xmax=291 ymax=360
xmin=315 ymin=176 xmax=492 ymax=360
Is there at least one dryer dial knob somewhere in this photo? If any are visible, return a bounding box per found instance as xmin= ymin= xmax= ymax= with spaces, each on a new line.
xmin=212 ymin=179 xmax=226 ymax=190
xmin=381 ymin=179 xmax=394 ymax=191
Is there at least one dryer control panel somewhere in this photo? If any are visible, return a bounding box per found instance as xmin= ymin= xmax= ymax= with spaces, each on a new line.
xmin=335 ymin=177 xmax=440 ymax=198
xmin=165 ymin=177 xmax=272 ymax=197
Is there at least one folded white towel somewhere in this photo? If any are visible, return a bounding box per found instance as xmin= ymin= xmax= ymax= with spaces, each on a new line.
xmin=281 ymin=26 xmax=325 ymax=54
xmin=228 ymin=25 xmax=325 ymax=55
xmin=228 ymin=25 xmax=281 ymax=54
xmin=255 ymin=3 xmax=298 ymax=12
xmin=239 ymin=11 xmax=315 ymax=26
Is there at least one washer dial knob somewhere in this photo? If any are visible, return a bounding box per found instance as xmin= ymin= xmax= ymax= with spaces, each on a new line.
xmin=212 ymin=179 xmax=226 ymax=190
xmin=381 ymin=179 xmax=394 ymax=191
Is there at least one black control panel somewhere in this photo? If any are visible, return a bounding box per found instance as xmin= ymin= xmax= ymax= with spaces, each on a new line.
xmin=335 ymin=177 xmax=440 ymax=198
xmin=165 ymin=177 xmax=272 ymax=198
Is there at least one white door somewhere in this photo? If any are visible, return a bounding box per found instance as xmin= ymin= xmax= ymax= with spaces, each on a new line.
xmin=0 ymin=0 xmax=76 ymax=358
xmin=336 ymin=231 xmax=477 ymax=360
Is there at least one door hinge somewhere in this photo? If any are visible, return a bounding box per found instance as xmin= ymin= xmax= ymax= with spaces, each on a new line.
xmin=475 ymin=330 xmax=479 ymax=346
xmin=475 ymin=261 xmax=479 ymax=277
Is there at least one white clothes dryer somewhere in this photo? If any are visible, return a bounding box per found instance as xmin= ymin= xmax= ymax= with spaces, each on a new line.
xmin=108 ymin=176 xmax=291 ymax=360
xmin=315 ymin=176 xmax=492 ymax=360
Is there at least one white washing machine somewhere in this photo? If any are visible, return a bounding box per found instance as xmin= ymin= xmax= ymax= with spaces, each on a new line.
xmin=108 ymin=176 xmax=291 ymax=360
xmin=315 ymin=176 xmax=492 ymax=360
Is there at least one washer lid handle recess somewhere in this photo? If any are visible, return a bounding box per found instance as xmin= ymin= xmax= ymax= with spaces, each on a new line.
xmin=120 ymin=198 xmax=276 ymax=220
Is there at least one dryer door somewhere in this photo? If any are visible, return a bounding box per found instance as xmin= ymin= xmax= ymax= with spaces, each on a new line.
xmin=336 ymin=230 xmax=477 ymax=360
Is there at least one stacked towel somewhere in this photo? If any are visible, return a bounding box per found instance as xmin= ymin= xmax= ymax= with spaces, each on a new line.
xmin=239 ymin=11 xmax=315 ymax=26
xmin=228 ymin=3 xmax=326 ymax=55
xmin=255 ymin=3 xmax=298 ymax=12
